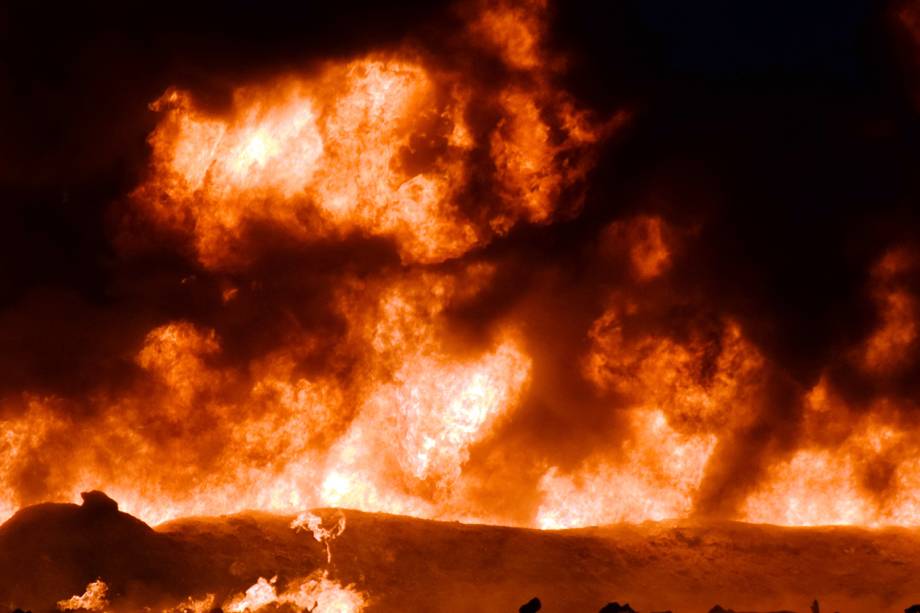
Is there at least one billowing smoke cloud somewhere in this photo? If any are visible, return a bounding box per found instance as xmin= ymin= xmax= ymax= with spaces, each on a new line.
xmin=2 ymin=0 xmax=920 ymax=529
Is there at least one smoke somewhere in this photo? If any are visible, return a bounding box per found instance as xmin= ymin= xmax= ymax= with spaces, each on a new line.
xmin=2 ymin=0 xmax=920 ymax=528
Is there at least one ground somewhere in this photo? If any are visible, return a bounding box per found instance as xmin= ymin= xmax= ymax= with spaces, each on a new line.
xmin=1 ymin=494 xmax=918 ymax=612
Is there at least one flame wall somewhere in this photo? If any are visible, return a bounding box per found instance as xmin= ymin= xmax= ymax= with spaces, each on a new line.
xmin=2 ymin=0 xmax=920 ymax=529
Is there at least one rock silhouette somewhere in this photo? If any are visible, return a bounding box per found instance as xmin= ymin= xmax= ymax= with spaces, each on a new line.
xmin=519 ymin=597 xmax=541 ymax=613
xmin=709 ymin=606 xmax=797 ymax=613
xmin=599 ymin=603 xmax=636 ymax=613
xmin=79 ymin=490 xmax=119 ymax=514
xmin=905 ymin=605 xmax=920 ymax=613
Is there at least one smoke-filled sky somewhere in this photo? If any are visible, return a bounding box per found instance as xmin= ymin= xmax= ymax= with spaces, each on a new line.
xmin=2 ymin=0 xmax=920 ymax=528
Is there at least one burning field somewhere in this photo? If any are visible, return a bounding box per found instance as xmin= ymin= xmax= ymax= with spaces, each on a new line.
xmin=3 ymin=0 xmax=920 ymax=610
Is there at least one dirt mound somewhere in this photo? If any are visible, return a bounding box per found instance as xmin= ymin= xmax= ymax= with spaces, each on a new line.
xmin=0 ymin=491 xmax=183 ymax=610
xmin=2 ymin=495 xmax=919 ymax=612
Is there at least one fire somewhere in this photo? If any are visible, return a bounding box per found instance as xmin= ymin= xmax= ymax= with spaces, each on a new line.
xmin=0 ymin=266 xmax=532 ymax=526
xmin=583 ymin=309 xmax=765 ymax=432
xmin=164 ymin=594 xmax=216 ymax=613
xmin=741 ymin=442 xmax=920 ymax=527
xmin=728 ymin=249 xmax=917 ymax=526
xmin=292 ymin=510 xmax=346 ymax=543
xmin=471 ymin=0 xmax=546 ymax=70
xmin=6 ymin=240 xmax=920 ymax=530
xmin=140 ymin=60 xmax=477 ymax=265
xmin=133 ymin=0 xmax=605 ymax=267
xmin=223 ymin=573 xmax=366 ymax=613
xmin=292 ymin=511 xmax=346 ymax=564
xmin=742 ymin=405 xmax=920 ymax=526
xmin=57 ymin=580 xmax=108 ymax=612
xmin=5 ymin=0 xmax=920 ymax=555
xmin=225 ymin=577 xmax=279 ymax=613
xmin=536 ymin=303 xmax=758 ymax=528
xmin=0 ymin=0 xmax=608 ymax=528
xmin=861 ymin=248 xmax=919 ymax=374
xmin=489 ymin=87 xmax=599 ymax=229
xmin=213 ymin=506 xmax=363 ymax=613
xmin=318 ymin=270 xmax=532 ymax=517
xmin=319 ymin=335 xmax=530 ymax=516
xmin=863 ymin=288 xmax=918 ymax=372
xmin=537 ymin=409 xmax=717 ymax=528
xmin=602 ymin=215 xmax=672 ymax=280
